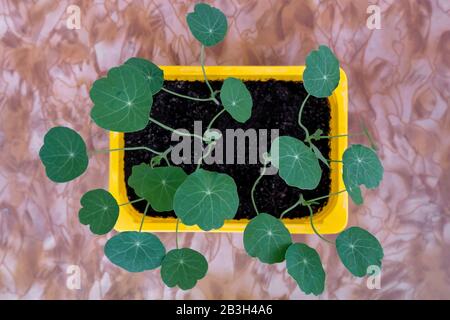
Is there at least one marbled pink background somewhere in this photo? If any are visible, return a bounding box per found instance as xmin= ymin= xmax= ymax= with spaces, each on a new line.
xmin=1 ymin=0 xmax=450 ymax=299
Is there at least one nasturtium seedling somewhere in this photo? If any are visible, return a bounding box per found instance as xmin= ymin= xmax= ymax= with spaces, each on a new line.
xmin=336 ymin=227 xmax=383 ymax=277
xmin=186 ymin=3 xmax=227 ymax=47
xmin=90 ymin=64 xmax=153 ymax=132
xmin=161 ymin=248 xmax=208 ymax=290
xmin=303 ymin=45 xmax=340 ymax=98
xmin=285 ymin=243 xmax=326 ymax=295
xmin=125 ymin=57 xmax=164 ymax=95
xmin=220 ymin=77 xmax=253 ymax=123
xmin=244 ymin=213 xmax=292 ymax=264
xmin=79 ymin=189 xmax=119 ymax=235
xmin=271 ymin=136 xmax=322 ymax=190
xmin=173 ymin=169 xmax=239 ymax=231
xmin=128 ymin=164 xmax=187 ymax=212
xmin=342 ymin=144 xmax=383 ymax=205
xmin=39 ymin=126 xmax=89 ymax=183
xmin=104 ymin=231 xmax=166 ymax=272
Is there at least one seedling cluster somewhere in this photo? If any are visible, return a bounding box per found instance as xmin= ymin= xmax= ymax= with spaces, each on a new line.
xmin=39 ymin=3 xmax=384 ymax=295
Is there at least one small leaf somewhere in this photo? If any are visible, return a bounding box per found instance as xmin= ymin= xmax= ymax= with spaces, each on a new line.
xmin=104 ymin=232 xmax=166 ymax=272
xmin=79 ymin=189 xmax=119 ymax=235
xmin=161 ymin=248 xmax=208 ymax=290
xmin=271 ymin=136 xmax=322 ymax=190
xmin=342 ymin=144 xmax=383 ymax=205
xmin=173 ymin=169 xmax=239 ymax=231
xmin=220 ymin=77 xmax=253 ymax=123
xmin=39 ymin=126 xmax=88 ymax=183
xmin=243 ymin=213 xmax=292 ymax=264
xmin=186 ymin=3 xmax=228 ymax=47
xmin=125 ymin=57 xmax=164 ymax=95
xmin=336 ymin=227 xmax=383 ymax=277
xmin=309 ymin=128 xmax=323 ymax=141
xmin=90 ymin=64 xmax=153 ymax=132
xmin=285 ymin=243 xmax=326 ymax=295
xmin=128 ymin=164 xmax=187 ymax=212
xmin=303 ymin=45 xmax=340 ymax=98
xmin=311 ymin=144 xmax=329 ymax=168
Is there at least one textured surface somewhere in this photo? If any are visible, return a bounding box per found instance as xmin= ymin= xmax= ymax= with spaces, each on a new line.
xmin=0 ymin=0 xmax=449 ymax=300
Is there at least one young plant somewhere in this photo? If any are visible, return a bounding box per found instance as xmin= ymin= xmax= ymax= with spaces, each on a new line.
xmin=39 ymin=2 xmax=384 ymax=295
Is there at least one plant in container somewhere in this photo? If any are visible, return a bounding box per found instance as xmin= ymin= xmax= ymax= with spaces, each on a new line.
xmin=39 ymin=3 xmax=384 ymax=295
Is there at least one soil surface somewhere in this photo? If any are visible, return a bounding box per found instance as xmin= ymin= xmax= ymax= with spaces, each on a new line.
xmin=124 ymin=80 xmax=331 ymax=219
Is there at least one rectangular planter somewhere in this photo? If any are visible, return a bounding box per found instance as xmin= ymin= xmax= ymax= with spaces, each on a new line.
xmin=110 ymin=66 xmax=348 ymax=234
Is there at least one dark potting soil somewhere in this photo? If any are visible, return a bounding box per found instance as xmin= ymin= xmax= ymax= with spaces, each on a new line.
xmin=124 ymin=80 xmax=331 ymax=220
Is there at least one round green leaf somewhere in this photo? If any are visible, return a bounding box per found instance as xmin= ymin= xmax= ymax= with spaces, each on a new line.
xmin=286 ymin=243 xmax=326 ymax=295
xmin=128 ymin=164 xmax=187 ymax=212
xmin=39 ymin=126 xmax=88 ymax=183
xmin=336 ymin=227 xmax=383 ymax=277
xmin=271 ymin=136 xmax=322 ymax=190
xmin=125 ymin=57 xmax=164 ymax=95
xmin=342 ymin=144 xmax=384 ymax=205
xmin=303 ymin=45 xmax=340 ymax=98
xmin=173 ymin=169 xmax=239 ymax=231
xmin=161 ymin=248 xmax=208 ymax=290
xmin=79 ymin=189 xmax=119 ymax=235
xmin=186 ymin=3 xmax=228 ymax=47
xmin=90 ymin=64 xmax=153 ymax=132
xmin=243 ymin=213 xmax=292 ymax=264
xmin=220 ymin=77 xmax=253 ymax=123
xmin=104 ymin=231 xmax=166 ymax=272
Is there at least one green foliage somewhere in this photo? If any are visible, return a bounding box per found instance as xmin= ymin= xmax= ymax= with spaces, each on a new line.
xmin=271 ymin=136 xmax=322 ymax=190
xmin=336 ymin=227 xmax=383 ymax=277
xmin=285 ymin=243 xmax=325 ymax=295
xmin=173 ymin=169 xmax=239 ymax=231
xmin=243 ymin=213 xmax=292 ymax=264
xmin=104 ymin=231 xmax=166 ymax=272
xmin=125 ymin=57 xmax=164 ymax=95
xmin=79 ymin=189 xmax=119 ymax=235
xmin=39 ymin=126 xmax=88 ymax=183
xmin=220 ymin=77 xmax=253 ymax=123
xmin=90 ymin=64 xmax=153 ymax=132
xmin=303 ymin=45 xmax=340 ymax=98
xmin=342 ymin=144 xmax=384 ymax=205
xmin=161 ymin=248 xmax=208 ymax=290
xmin=128 ymin=164 xmax=187 ymax=212
xmin=186 ymin=3 xmax=228 ymax=47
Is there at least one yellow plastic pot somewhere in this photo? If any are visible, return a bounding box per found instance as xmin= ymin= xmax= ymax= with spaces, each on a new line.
xmin=110 ymin=66 xmax=348 ymax=234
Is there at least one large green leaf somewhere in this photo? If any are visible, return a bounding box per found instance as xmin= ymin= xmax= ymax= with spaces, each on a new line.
xmin=125 ymin=57 xmax=164 ymax=95
xmin=336 ymin=227 xmax=383 ymax=277
xmin=303 ymin=45 xmax=340 ymax=98
xmin=39 ymin=126 xmax=88 ymax=183
xmin=220 ymin=77 xmax=253 ymax=123
xmin=342 ymin=144 xmax=383 ymax=205
xmin=173 ymin=169 xmax=239 ymax=231
xmin=90 ymin=64 xmax=153 ymax=132
xmin=243 ymin=213 xmax=292 ymax=264
xmin=271 ymin=136 xmax=322 ymax=190
xmin=186 ymin=3 xmax=228 ymax=47
xmin=79 ymin=189 xmax=119 ymax=235
xmin=104 ymin=232 xmax=166 ymax=272
xmin=128 ymin=164 xmax=187 ymax=212
xmin=161 ymin=248 xmax=208 ymax=290
xmin=285 ymin=243 xmax=325 ymax=295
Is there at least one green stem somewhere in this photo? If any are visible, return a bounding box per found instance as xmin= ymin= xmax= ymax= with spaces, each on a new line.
xmin=207 ymin=109 xmax=226 ymax=132
xmin=91 ymin=146 xmax=162 ymax=156
xmin=175 ymin=218 xmax=180 ymax=249
xmin=119 ymin=198 xmax=145 ymax=207
xmin=329 ymin=159 xmax=342 ymax=163
xmin=280 ymin=197 xmax=302 ymax=219
xmin=307 ymin=190 xmax=347 ymax=203
xmin=317 ymin=133 xmax=363 ymax=140
xmin=161 ymin=87 xmax=215 ymax=102
xmin=298 ymin=93 xmax=311 ymax=141
xmin=196 ymin=142 xmax=216 ymax=171
xmin=307 ymin=204 xmax=334 ymax=244
xmin=149 ymin=117 xmax=204 ymax=140
xmin=139 ymin=202 xmax=150 ymax=232
xmin=201 ymin=45 xmax=219 ymax=105
xmin=251 ymin=163 xmax=268 ymax=216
